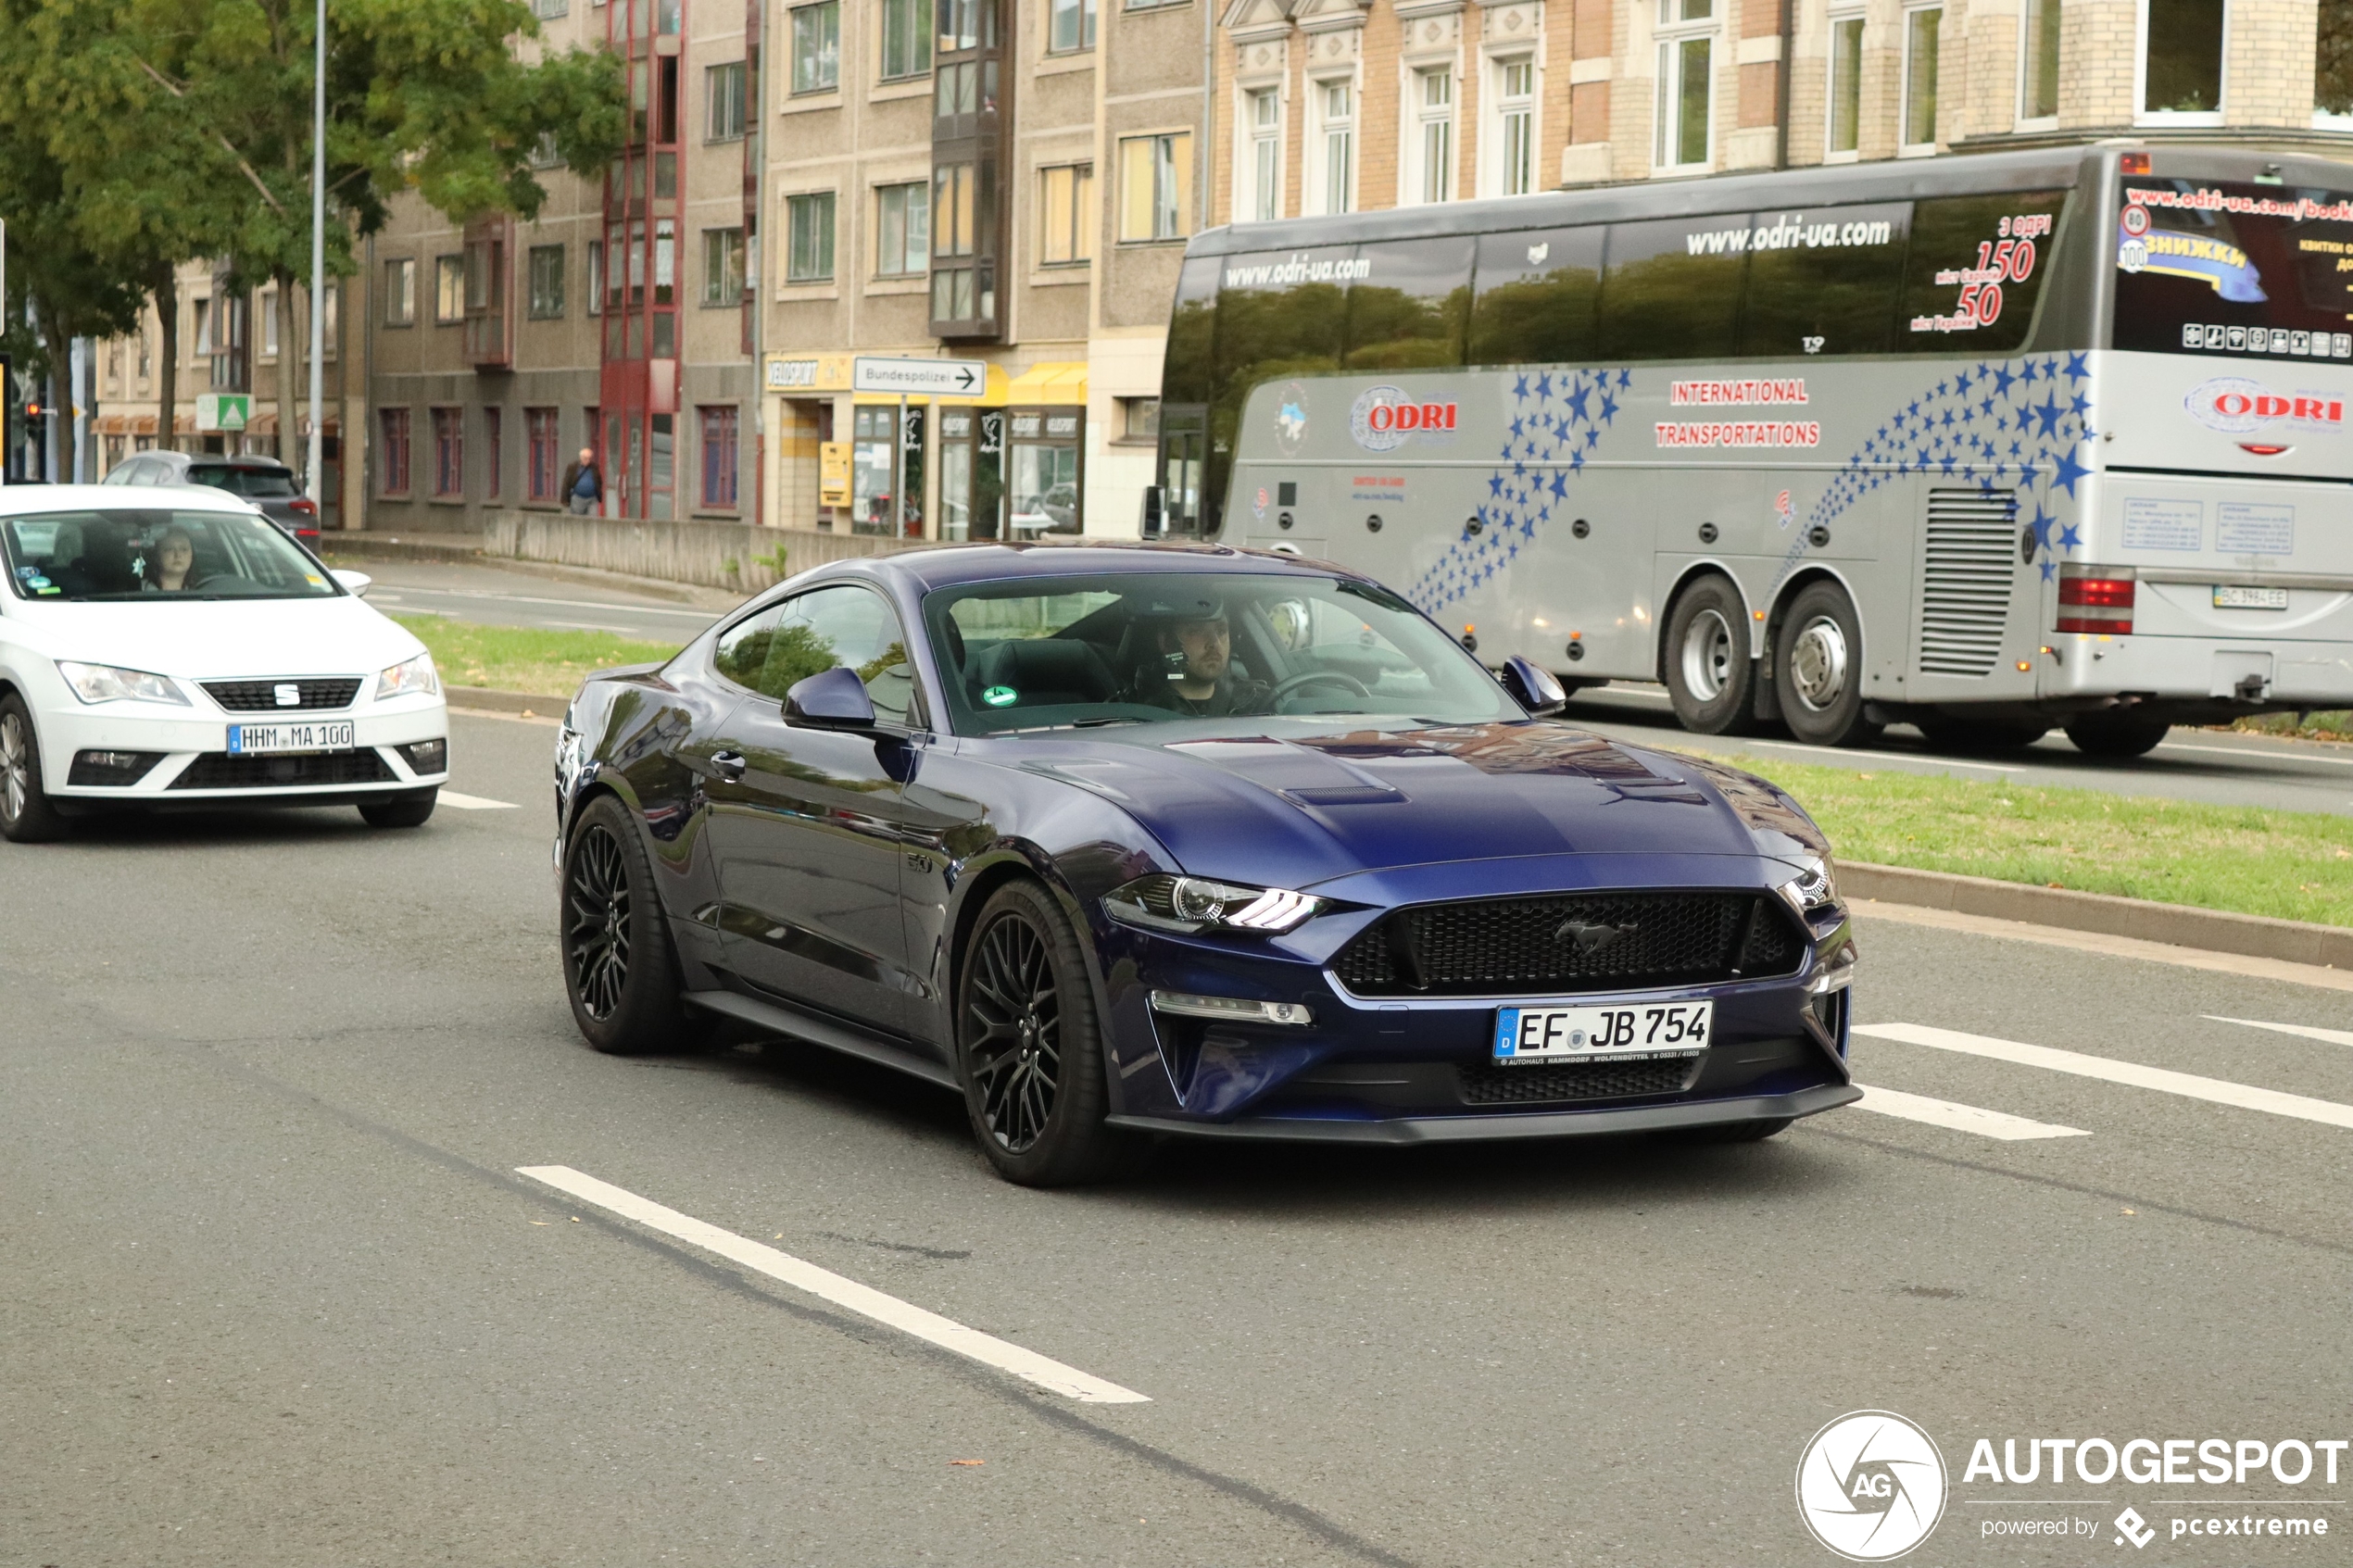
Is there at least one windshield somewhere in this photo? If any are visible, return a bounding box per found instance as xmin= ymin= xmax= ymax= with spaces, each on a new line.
xmin=1 ymin=508 xmax=338 ymax=602
xmin=925 ymin=571 xmax=1523 ymax=735
xmin=187 ymin=465 xmax=300 ymax=498
xmin=2113 ymin=178 xmax=2353 ymax=362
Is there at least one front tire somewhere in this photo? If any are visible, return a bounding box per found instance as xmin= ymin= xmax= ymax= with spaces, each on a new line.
xmin=560 ymin=794 xmax=692 ymax=1055
xmin=955 ymin=879 xmax=1134 ymax=1187
xmin=1663 ymin=575 xmax=1757 ymax=734
xmin=2064 ymin=715 xmax=2170 ymax=758
xmin=0 ymin=695 xmax=69 ymax=843
xmin=359 ymin=788 xmax=437 ymax=828
xmin=1774 ymin=583 xmax=1880 ymax=746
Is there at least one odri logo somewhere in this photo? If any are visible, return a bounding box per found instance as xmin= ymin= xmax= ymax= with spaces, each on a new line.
xmin=1795 ymin=1411 xmax=1948 ymax=1562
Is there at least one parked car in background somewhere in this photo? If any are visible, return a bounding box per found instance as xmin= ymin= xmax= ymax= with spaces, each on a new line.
xmin=102 ymin=451 xmax=321 ymax=548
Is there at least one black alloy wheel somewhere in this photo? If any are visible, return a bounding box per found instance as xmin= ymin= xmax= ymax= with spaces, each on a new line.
xmin=955 ymin=879 xmax=1135 ymax=1186
xmin=0 ymin=694 xmax=69 ymax=843
xmin=560 ymin=793 xmax=693 ymax=1054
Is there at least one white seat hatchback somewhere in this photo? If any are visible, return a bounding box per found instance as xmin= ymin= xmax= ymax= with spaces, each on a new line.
xmin=0 ymin=485 xmax=449 ymax=841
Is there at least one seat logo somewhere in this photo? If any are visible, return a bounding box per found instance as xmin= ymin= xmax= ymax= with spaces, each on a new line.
xmin=1795 ymin=1411 xmax=1948 ymax=1562
xmin=1554 ymin=919 xmax=1636 ymax=952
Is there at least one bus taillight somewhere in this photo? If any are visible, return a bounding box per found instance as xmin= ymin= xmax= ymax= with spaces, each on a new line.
xmin=2057 ymin=564 xmax=2135 ymax=634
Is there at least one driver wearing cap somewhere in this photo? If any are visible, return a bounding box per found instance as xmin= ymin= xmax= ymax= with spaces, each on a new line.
xmin=1141 ymin=598 xmax=1271 ymax=718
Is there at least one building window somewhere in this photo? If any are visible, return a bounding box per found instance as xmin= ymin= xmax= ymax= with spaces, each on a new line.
xmin=527 ymin=408 xmax=560 ymax=502
xmin=786 ymin=192 xmax=837 ymax=282
xmin=379 ymin=408 xmax=411 ymax=495
xmin=2322 ymin=0 xmax=2353 ymax=121
xmin=1049 ymin=0 xmax=1096 ymax=54
xmin=384 ymin=258 xmax=416 ymax=325
xmin=1038 ymin=163 xmax=1093 ymax=264
xmin=1493 ymin=57 xmax=1535 ymax=196
xmin=932 ymin=162 xmax=980 ymax=319
xmin=1827 ymin=10 xmax=1864 ymax=155
xmin=528 ymin=245 xmax=566 ymax=319
xmin=703 ymin=227 xmax=747 ymax=305
xmin=2143 ymin=0 xmax=2224 ymax=118
xmin=1901 ymin=6 xmax=1941 ymax=149
xmin=485 ymin=408 xmax=503 ymax=499
xmin=1245 ymin=87 xmax=1281 ymax=221
xmin=434 ymin=255 xmax=465 ymax=323
xmin=586 ymin=240 xmax=604 ymax=316
xmin=532 ymin=0 xmax=567 ymax=17
xmin=792 ymin=1 xmax=839 ymax=94
xmin=1654 ymin=0 xmax=1715 ymax=172
xmin=432 ymin=408 xmax=464 ymax=497
xmin=707 ymin=61 xmax=748 ymax=140
xmin=1117 ymin=132 xmax=1190 ymax=241
xmin=193 ymin=297 xmax=211 ymax=357
xmin=260 ymin=289 xmax=279 ymax=358
xmin=138 ymin=330 xmax=152 ymax=379
xmin=877 ymin=182 xmax=929 ymax=276
xmin=1409 ymin=68 xmax=1453 ymax=204
xmin=1312 ymin=78 xmax=1353 ymax=216
xmin=882 ymin=0 xmax=931 ymax=78
xmin=2019 ymin=0 xmax=2060 ymax=124
xmin=1121 ymin=396 xmax=1160 ymax=440
xmin=323 ymin=284 xmax=339 ymax=357
xmin=700 ymin=406 xmax=739 ymax=508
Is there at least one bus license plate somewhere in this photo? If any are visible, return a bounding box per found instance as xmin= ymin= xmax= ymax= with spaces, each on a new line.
xmin=2213 ymin=585 xmax=2288 ymax=610
xmin=1493 ymin=1001 xmax=1712 ymax=1062
xmin=227 ymin=721 xmax=356 ymax=755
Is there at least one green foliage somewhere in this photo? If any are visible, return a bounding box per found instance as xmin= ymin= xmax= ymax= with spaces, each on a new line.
xmin=388 ymin=614 xmax=679 ymax=697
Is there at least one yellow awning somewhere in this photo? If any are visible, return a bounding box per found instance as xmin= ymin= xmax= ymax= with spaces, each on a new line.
xmin=1001 ymin=361 xmax=1088 ymax=406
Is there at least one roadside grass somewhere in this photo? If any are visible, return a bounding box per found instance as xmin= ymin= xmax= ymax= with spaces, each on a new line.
xmin=395 ymin=615 xmax=683 ymax=698
xmin=2227 ymin=710 xmax=2353 ymax=744
xmin=1719 ymin=753 xmax=2353 ymax=928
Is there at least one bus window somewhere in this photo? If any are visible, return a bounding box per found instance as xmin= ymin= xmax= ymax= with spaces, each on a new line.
xmin=1344 ymin=236 xmax=1474 ymax=370
xmin=1896 ymin=189 xmax=2069 ymax=354
xmin=2110 ymin=178 xmax=2353 ymax=362
xmin=1206 ymin=245 xmax=1357 ymax=534
xmin=1163 ymin=253 xmax=1220 ymax=407
xmin=1467 ymin=225 xmax=1604 ymax=366
xmin=1597 ymin=214 xmax=1750 ymax=361
xmin=1737 ymin=202 xmax=1910 ymax=358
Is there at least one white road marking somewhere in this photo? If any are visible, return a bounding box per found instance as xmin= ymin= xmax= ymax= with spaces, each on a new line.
xmin=1740 ymin=738 xmax=2027 ymax=773
xmin=436 ymin=790 xmax=519 ymax=810
xmin=515 ymin=1165 xmax=1150 ymax=1404
xmin=1853 ymin=903 xmax=2353 ymax=995
xmin=402 ymin=586 xmax=718 ymax=621
xmin=1850 ymin=1084 xmax=2090 ymax=1141
xmin=2205 ymin=1015 xmax=2353 ymax=1048
xmin=2156 ymin=740 xmax=2353 ymax=768
xmin=1856 ymin=1023 xmax=2353 ymax=1132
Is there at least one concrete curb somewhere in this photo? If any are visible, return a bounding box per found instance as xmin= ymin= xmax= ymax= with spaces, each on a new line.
xmin=324 ymin=537 xmax=736 ymax=608
xmin=444 ymin=686 xmax=560 ymax=717
xmin=1842 ymin=860 xmax=2351 ymax=972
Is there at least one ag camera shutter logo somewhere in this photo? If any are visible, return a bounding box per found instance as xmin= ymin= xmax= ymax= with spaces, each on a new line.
xmin=1795 ymin=1411 xmax=1948 ymax=1561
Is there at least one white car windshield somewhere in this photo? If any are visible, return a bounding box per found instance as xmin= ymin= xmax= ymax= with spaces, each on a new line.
xmin=925 ymin=571 xmax=1524 ymax=734
xmin=0 ymin=509 xmax=338 ymax=602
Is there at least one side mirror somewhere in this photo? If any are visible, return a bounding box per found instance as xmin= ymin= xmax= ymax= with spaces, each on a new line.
xmin=331 ymin=569 xmax=373 ymax=596
xmin=1500 ymin=655 xmax=1568 ymax=718
xmin=784 ymin=665 xmax=877 ymax=729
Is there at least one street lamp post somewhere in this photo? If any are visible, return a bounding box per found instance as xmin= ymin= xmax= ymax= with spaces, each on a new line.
xmin=306 ymin=0 xmax=326 ymax=510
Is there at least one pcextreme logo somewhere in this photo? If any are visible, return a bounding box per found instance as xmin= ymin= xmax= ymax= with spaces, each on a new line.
xmin=1796 ymin=1411 xmax=1949 ymax=1562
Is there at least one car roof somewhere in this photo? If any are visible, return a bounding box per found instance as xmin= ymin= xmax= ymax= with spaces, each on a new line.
xmin=179 ymin=453 xmax=293 ymax=471
xmin=862 ymin=540 xmax=1372 ymax=594
xmin=0 ymin=483 xmax=267 ymax=518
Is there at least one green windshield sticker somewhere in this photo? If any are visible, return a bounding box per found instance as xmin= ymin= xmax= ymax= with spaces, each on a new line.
xmin=983 ymin=684 xmax=1017 ymax=708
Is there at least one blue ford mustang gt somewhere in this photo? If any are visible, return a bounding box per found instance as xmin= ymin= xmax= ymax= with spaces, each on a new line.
xmin=553 ymin=544 xmax=1858 ymax=1185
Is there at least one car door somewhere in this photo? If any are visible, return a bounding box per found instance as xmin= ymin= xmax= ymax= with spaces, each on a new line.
xmin=703 ymin=583 xmax=928 ymax=1038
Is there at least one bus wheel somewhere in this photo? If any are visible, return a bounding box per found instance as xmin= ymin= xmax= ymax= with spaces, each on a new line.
xmin=2063 ymin=715 xmax=2171 ymax=758
xmin=1775 ymin=583 xmax=1878 ymax=746
xmin=1664 ymin=576 xmax=1756 ymax=734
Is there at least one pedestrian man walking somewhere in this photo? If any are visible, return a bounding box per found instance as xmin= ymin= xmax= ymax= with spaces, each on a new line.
xmin=560 ymin=447 xmax=603 ymax=516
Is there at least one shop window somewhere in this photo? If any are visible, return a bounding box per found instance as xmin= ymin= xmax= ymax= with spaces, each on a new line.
xmin=852 ymin=404 xmax=924 ymax=535
xmin=1007 ymin=408 xmax=1081 ymax=536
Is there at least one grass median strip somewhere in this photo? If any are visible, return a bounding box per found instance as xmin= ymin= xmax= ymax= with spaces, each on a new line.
xmin=395 ymin=616 xmax=682 ymax=698
xmin=1718 ymin=753 xmax=2353 ymax=929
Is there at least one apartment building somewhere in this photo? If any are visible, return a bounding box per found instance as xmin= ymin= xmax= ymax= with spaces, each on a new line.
xmin=759 ymin=0 xmax=1207 ymax=538
xmin=1212 ymin=0 xmax=2353 ymax=220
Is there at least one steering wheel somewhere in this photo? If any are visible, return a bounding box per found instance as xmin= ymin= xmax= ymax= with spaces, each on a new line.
xmin=1268 ymin=668 xmax=1372 ymax=711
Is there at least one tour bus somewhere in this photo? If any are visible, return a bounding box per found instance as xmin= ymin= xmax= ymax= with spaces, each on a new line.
xmin=1149 ymin=144 xmax=2353 ymax=755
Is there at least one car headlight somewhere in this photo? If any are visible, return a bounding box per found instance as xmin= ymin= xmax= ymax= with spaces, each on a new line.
xmin=56 ymin=661 xmax=189 ymax=707
xmin=1104 ymin=873 xmax=1323 ymax=935
xmin=376 ymin=652 xmax=439 ymax=700
xmin=1780 ymin=857 xmax=1839 ymax=915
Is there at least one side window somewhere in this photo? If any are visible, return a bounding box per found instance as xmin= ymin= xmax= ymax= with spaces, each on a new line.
xmin=1737 ymin=202 xmax=1911 ymax=357
xmin=1597 ymin=214 xmax=1752 ymax=361
xmin=1468 ymin=225 xmax=1604 ymax=367
xmin=1894 ymin=189 xmax=2070 ymax=355
xmin=714 ymin=585 xmax=914 ymax=723
xmin=1344 ymin=236 xmax=1474 ymax=370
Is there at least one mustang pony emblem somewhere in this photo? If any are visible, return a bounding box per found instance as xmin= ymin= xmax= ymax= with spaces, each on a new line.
xmin=1555 ymin=919 xmax=1638 ymax=952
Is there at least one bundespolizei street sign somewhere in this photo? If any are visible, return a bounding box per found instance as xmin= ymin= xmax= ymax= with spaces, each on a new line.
xmin=850 ymin=356 xmax=986 ymax=398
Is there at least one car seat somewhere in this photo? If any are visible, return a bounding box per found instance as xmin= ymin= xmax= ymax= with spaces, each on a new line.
xmin=969 ymin=638 xmax=1117 ymax=708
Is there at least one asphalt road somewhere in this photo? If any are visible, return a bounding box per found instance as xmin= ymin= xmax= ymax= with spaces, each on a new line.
xmin=6 ymin=713 xmax=2350 ymax=1566
xmin=339 ymin=558 xmax=735 ymax=645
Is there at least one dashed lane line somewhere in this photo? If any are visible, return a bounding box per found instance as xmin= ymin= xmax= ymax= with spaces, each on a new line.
xmin=1850 ymin=1084 xmax=2090 ymax=1141
xmin=2206 ymin=1016 xmax=2353 ymax=1049
xmin=516 ymin=1165 xmax=1150 ymax=1405
xmin=436 ymin=790 xmax=520 ymax=810
xmin=1856 ymin=1023 xmax=2353 ymax=1132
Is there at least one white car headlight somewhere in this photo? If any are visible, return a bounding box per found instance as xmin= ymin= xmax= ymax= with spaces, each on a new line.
xmin=1780 ymin=856 xmax=1839 ymax=915
xmin=56 ymin=661 xmax=189 ymax=707
xmin=1105 ymin=873 xmax=1324 ymax=935
xmin=376 ymin=652 xmax=440 ymax=701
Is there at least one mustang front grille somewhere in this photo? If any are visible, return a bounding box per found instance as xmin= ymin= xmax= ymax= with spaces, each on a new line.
xmin=170 ymin=750 xmax=398 ymax=789
xmin=202 ymin=678 xmax=364 ymax=712
xmin=1458 ymin=1057 xmax=1703 ymax=1105
xmin=1330 ymin=891 xmax=1805 ymax=997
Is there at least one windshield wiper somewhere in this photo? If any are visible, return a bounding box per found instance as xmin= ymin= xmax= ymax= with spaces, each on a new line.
xmin=1068 ymin=716 xmax=1146 ymax=729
